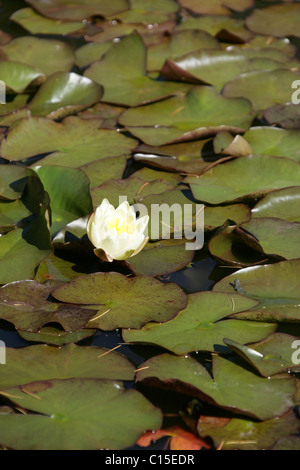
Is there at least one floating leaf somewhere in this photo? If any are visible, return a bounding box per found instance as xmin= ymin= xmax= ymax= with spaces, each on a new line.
xmin=0 ymin=165 xmax=31 ymax=201
xmin=122 ymin=291 xmax=275 ymax=354
xmin=108 ymin=0 xmax=178 ymax=24
xmin=252 ymin=187 xmax=300 ymax=222
xmin=0 ymin=280 xmax=97 ymax=332
xmin=246 ymin=4 xmax=300 ymax=38
xmin=137 ymin=425 xmax=210 ymax=450
xmin=52 ymin=272 xmax=188 ymax=331
xmin=264 ymin=103 xmax=300 ymax=130
xmin=204 ymin=204 xmax=251 ymax=229
xmin=84 ymin=32 xmax=191 ymax=107
xmin=0 ymin=343 xmax=135 ymax=390
xmin=119 ymin=86 xmax=253 ymax=146
xmin=18 ymin=326 xmax=96 ymax=346
xmin=213 ymin=259 xmax=300 ymax=322
xmin=28 ymin=72 xmax=103 ymax=118
xmin=26 ymin=0 xmax=130 ymax=21
xmin=0 ymin=37 xmax=75 ymax=76
xmin=0 ymin=61 xmax=43 ymax=94
xmin=186 ymin=155 xmax=300 ymax=204
xmin=136 ymin=353 xmax=296 ymax=420
xmin=0 ymin=378 xmax=162 ymax=450
xmin=178 ymin=0 xmax=253 ymax=15
xmin=82 ymin=156 xmax=127 ymax=189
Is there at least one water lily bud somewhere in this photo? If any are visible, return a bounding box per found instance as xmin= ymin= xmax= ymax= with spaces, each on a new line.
xmin=87 ymin=198 xmax=149 ymax=262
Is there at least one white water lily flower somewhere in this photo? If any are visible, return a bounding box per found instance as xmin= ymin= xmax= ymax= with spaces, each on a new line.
xmin=87 ymin=198 xmax=149 ymax=262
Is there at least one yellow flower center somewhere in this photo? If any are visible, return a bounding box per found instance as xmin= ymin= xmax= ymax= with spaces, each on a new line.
xmin=107 ymin=214 xmax=135 ymax=235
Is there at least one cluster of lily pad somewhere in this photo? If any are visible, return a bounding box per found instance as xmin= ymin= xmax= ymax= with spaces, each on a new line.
xmin=0 ymin=0 xmax=299 ymax=450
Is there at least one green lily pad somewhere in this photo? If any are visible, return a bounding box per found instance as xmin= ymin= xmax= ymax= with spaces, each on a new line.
xmin=11 ymin=7 xmax=84 ymax=35
xmin=178 ymin=0 xmax=253 ymax=15
xmin=0 ymin=94 xmax=29 ymax=118
xmin=0 ymin=61 xmax=43 ymax=93
xmin=147 ymin=29 xmax=220 ymax=72
xmin=162 ymin=49 xmax=289 ymax=91
xmin=52 ymin=272 xmax=188 ymax=331
xmin=18 ymin=326 xmax=96 ymax=346
xmin=246 ymin=4 xmax=300 ymax=38
xmin=223 ymin=69 xmax=300 ymax=112
xmin=0 ymin=165 xmax=31 ymax=201
xmin=136 ymin=353 xmax=296 ymax=421
xmin=0 ymin=280 xmax=97 ymax=332
xmin=119 ymin=86 xmax=253 ymax=146
xmin=26 ymin=0 xmax=130 ymax=21
xmin=0 ymin=199 xmax=31 ymax=230
xmin=264 ymin=103 xmax=300 ymax=130
xmin=82 ymin=156 xmax=127 ymax=189
xmin=1 ymin=116 xmax=135 ymax=166
xmin=185 ymin=155 xmax=300 ymax=204
xmin=240 ymin=218 xmax=300 ymax=261
xmin=107 ymin=0 xmax=178 ymax=24
xmin=175 ymin=15 xmax=253 ymax=43
xmin=272 ymin=436 xmax=300 ymax=450
xmin=125 ymin=239 xmax=195 ymax=277
xmin=204 ymin=204 xmax=251 ymax=229
xmin=0 ymin=37 xmax=75 ymax=76
xmin=75 ymin=41 xmax=113 ymax=68
xmin=84 ymin=32 xmax=191 ymax=107
xmin=223 ymin=333 xmax=300 ymax=377
xmin=34 ymin=165 xmax=92 ymax=236
xmin=28 ymin=72 xmax=103 ymax=118
xmin=213 ymin=259 xmax=300 ymax=322
xmin=197 ymin=409 xmax=300 ymax=450
xmin=123 ymin=291 xmax=275 ymax=354
xmin=252 ymin=187 xmax=300 ymax=222
xmin=0 ymin=343 xmax=135 ymax=390
xmin=0 ymin=378 xmax=162 ymax=450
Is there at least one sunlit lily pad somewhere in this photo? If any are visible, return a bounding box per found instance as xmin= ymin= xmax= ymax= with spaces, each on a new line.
xmin=84 ymin=32 xmax=191 ymax=107
xmin=18 ymin=326 xmax=96 ymax=346
xmin=52 ymin=272 xmax=187 ymax=331
xmin=147 ymin=29 xmax=220 ymax=72
xmin=75 ymin=41 xmax=112 ymax=68
xmin=0 ymin=37 xmax=75 ymax=76
xmin=246 ymin=4 xmax=300 ymax=38
xmin=82 ymin=156 xmax=127 ymax=189
xmin=197 ymin=410 xmax=300 ymax=450
xmin=223 ymin=333 xmax=300 ymax=377
xmin=28 ymin=72 xmax=103 ymax=118
xmin=0 ymin=280 xmax=97 ymax=332
xmin=252 ymin=187 xmax=300 ymax=222
xmin=0 ymin=378 xmax=162 ymax=450
xmin=185 ymin=155 xmax=300 ymax=204
xmin=119 ymin=86 xmax=254 ymax=146
xmin=34 ymin=165 xmax=93 ymax=235
xmin=0 ymin=61 xmax=43 ymax=94
xmin=213 ymin=259 xmax=300 ymax=322
xmin=11 ymin=7 xmax=84 ymax=35
xmin=26 ymin=0 xmax=130 ymax=21
xmin=1 ymin=116 xmax=135 ymax=166
xmin=0 ymin=343 xmax=135 ymax=390
xmin=223 ymin=69 xmax=300 ymax=112
xmin=136 ymin=353 xmax=296 ymax=420
xmin=123 ymin=291 xmax=274 ymax=354
xmin=204 ymin=204 xmax=251 ymax=229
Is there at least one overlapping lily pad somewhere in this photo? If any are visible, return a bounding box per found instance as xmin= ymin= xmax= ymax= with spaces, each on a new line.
xmin=185 ymin=155 xmax=300 ymax=204
xmin=252 ymin=187 xmax=300 ymax=222
xmin=52 ymin=272 xmax=187 ymax=331
xmin=246 ymin=3 xmax=300 ymax=38
xmin=119 ymin=85 xmax=254 ymax=146
xmin=0 ymin=343 xmax=135 ymax=390
xmin=107 ymin=0 xmax=178 ymax=24
xmin=123 ymin=291 xmax=275 ymax=354
xmin=18 ymin=326 xmax=96 ymax=346
xmin=0 ymin=61 xmax=43 ymax=94
xmin=84 ymin=32 xmax=191 ymax=107
xmin=1 ymin=116 xmax=136 ymax=166
xmin=264 ymin=104 xmax=300 ymax=130
xmin=213 ymin=259 xmax=300 ymax=322
xmin=136 ymin=353 xmax=296 ymax=420
xmin=178 ymin=0 xmax=254 ymax=15
xmin=0 ymin=378 xmax=162 ymax=450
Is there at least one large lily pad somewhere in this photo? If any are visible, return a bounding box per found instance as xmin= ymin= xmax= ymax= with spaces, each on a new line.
xmin=119 ymin=86 xmax=254 ymax=146
xmin=52 ymin=272 xmax=188 ymax=331
xmin=0 ymin=165 xmax=31 ymax=201
xmin=107 ymin=0 xmax=178 ymax=24
xmin=0 ymin=378 xmax=162 ymax=450
xmin=0 ymin=280 xmax=97 ymax=332
xmin=82 ymin=156 xmax=127 ymax=189
xmin=0 ymin=61 xmax=43 ymax=94
xmin=136 ymin=353 xmax=296 ymax=421
xmin=0 ymin=37 xmax=75 ymax=76
xmin=223 ymin=333 xmax=300 ymax=377
xmin=11 ymin=7 xmax=84 ymax=35
xmin=213 ymin=259 xmax=300 ymax=322
xmin=185 ymin=155 xmax=300 ymax=204
xmin=28 ymin=72 xmax=104 ymax=118
xmin=84 ymin=32 xmax=191 ymax=107
xmin=178 ymin=0 xmax=253 ymax=15
xmin=34 ymin=165 xmax=93 ymax=235
xmin=0 ymin=343 xmax=135 ymax=390
xmin=26 ymin=0 xmax=130 ymax=21
xmin=252 ymin=187 xmax=300 ymax=222
xmin=122 ymin=291 xmax=275 ymax=354
xmin=246 ymin=4 xmax=300 ymax=38
xmin=223 ymin=69 xmax=300 ymax=112
xmin=1 ymin=116 xmax=135 ymax=166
